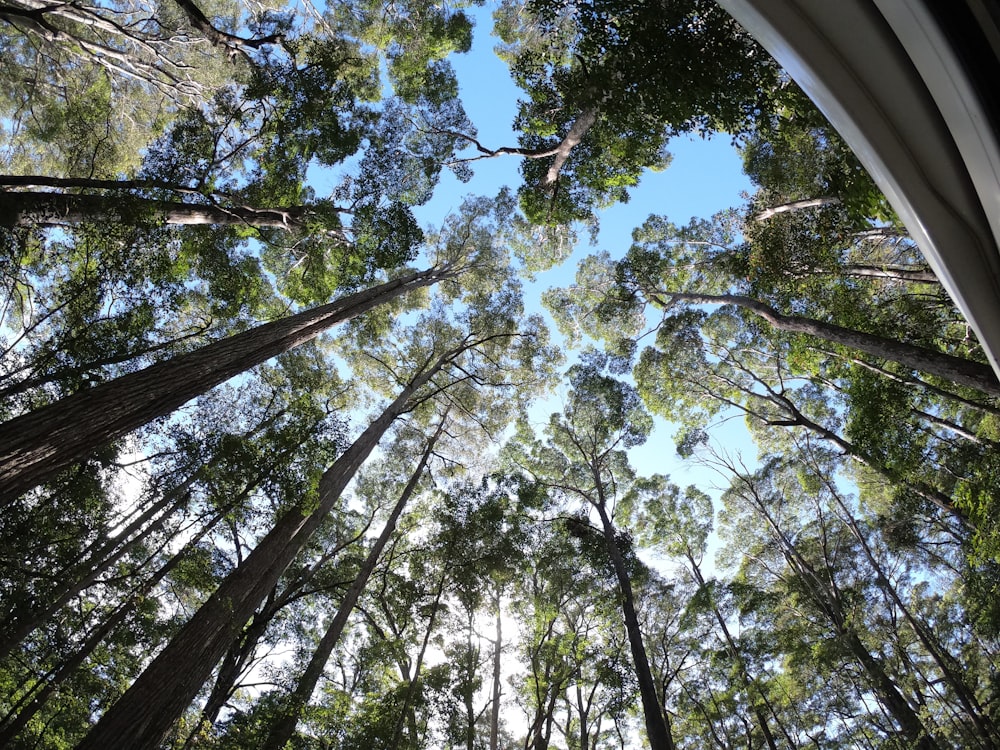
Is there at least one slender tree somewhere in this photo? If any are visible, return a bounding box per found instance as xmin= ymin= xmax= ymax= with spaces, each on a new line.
xmin=509 ymin=352 xmax=675 ymax=750
xmin=720 ymin=455 xmax=944 ymax=749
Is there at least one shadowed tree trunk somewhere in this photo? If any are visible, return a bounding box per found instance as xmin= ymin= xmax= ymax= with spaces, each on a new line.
xmin=181 ymin=518 xmax=365 ymax=749
xmin=592 ymin=490 xmax=676 ymax=750
xmin=489 ymin=589 xmax=503 ymax=750
xmin=1 ymin=190 xmax=315 ymax=229
xmin=262 ymin=414 xmax=448 ymax=750
xmin=838 ymin=265 xmax=937 ymax=284
xmin=75 ymin=349 xmax=456 ymax=750
xmin=0 ymin=266 xmax=452 ymax=504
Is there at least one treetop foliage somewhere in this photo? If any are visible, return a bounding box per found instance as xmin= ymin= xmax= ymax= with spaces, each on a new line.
xmin=2 ymin=0 xmax=999 ymax=747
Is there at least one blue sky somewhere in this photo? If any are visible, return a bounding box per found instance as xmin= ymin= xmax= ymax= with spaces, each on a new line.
xmin=414 ymin=8 xmax=754 ymax=251
xmin=408 ymin=8 xmax=760 ymax=556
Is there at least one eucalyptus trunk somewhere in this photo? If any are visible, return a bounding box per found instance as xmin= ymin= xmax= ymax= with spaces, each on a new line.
xmin=490 ymin=591 xmax=503 ymax=750
xmin=591 ymin=483 xmax=675 ymax=750
xmin=186 ymin=538 xmax=346 ymax=746
xmin=841 ymin=629 xmax=940 ymax=750
xmin=0 ymin=266 xmax=451 ymax=503
xmin=0 ymin=190 xmax=312 ymax=229
xmin=262 ymin=415 xmax=447 ymax=750
xmin=76 ymin=354 xmax=449 ymax=750
xmin=653 ymin=289 xmax=1000 ymax=397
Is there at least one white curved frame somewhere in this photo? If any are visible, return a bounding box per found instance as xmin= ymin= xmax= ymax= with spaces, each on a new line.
xmin=717 ymin=0 xmax=1000 ymax=378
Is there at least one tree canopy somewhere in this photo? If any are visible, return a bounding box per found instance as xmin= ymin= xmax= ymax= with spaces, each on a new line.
xmin=2 ymin=0 xmax=999 ymax=748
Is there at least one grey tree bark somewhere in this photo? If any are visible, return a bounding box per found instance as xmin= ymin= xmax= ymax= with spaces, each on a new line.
xmin=651 ymin=289 xmax=1000 ymax=397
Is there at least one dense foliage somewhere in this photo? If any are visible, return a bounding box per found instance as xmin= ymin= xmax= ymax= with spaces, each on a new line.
xmin=1 ymin=0 xmax=999 ymax=748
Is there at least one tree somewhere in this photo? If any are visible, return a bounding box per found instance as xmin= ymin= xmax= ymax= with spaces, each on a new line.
xmin=0 ymin=265 xmax=453 ymax=503
xmin=75 ymin=228 xmax=557 ymax=747
xmin=508 ymin=352 xmax=675 ymax=750
xmin=0 ymin=350 xmax=347 ymax=745
xmin=453 ymin=0 xmax=784 ymax=225
xmin=628 ymin=478 xmax=791 ymax=749
xmin=717 ymin=452 xmax=967 ymax=749
xmin=547 ymin=227 xmax=999 ymax=397
xmin=74 ymin=345 xmax=452 ymax=749
xmin=260 ymin=413 xmax=449 ymax=749
xmin=547 ymin=231 xmax=1000 ymax=548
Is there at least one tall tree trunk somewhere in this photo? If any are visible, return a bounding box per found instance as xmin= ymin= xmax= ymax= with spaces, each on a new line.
xmin=592 ymin=487 xmax=675 ymax=750
xmin=821 ymin=474 xmax=1000 ymax=746
xmin=0 ymin=191 xmax=312 ymax=229
xmin=444 ymin=107 xmax=598 ymax=190
xmin=0 ymin=266 xmax=451 ymax=503
xmin=490 ymin=590 xmax=503 ymax=750
xmin=744 ymin=478 xmax=939 ymax=750
xmin=576 ymin=683 xmax=589 ymax=750
xmin=184 ymin=529 xmax=356 ymax=748
xmin=842 ymin=630 xmax=939 ymax=750
xmin=261 ymin=415 xmax=447 ymax=750
xmin=820 ymin=347 xmax=1000 ymax=417
xmin=650 ymin=289 xmax=1000 ymax=397
xmin=389 ymin=572 xmax=448 ymax=749
xmin=685 ymin=555 xmax=781 ymax=750
xmin=840 ymin=264 xmax=937 ymax=283
xmin=0 ymin=174 xmax=217 ymax=196
xmin=75 ymin=353 xmax=452 ymax=750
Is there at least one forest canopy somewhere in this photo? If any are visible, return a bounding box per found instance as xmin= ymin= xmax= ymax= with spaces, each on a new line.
xmin=2 ymin=0 xmax=999 ymax=748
